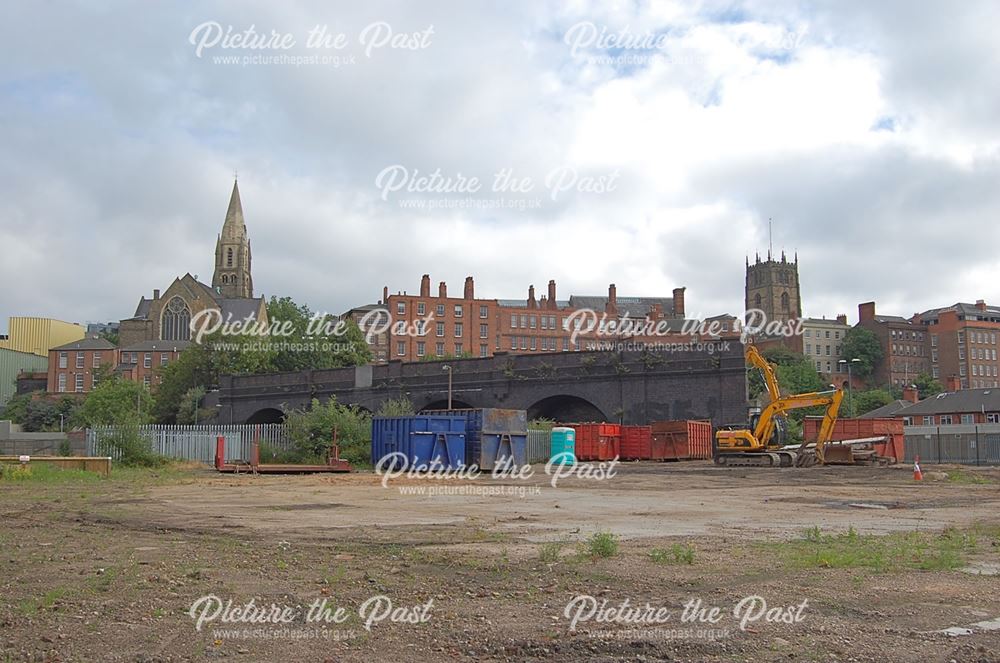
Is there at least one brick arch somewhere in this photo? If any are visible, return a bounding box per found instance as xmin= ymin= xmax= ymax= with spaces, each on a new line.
xmin=527 ymin=394 xmax=608 ymax=423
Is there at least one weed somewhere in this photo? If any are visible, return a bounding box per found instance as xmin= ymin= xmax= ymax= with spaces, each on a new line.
xmin=650 ymin=543 xmax=695 ymax=565
xmin=539 ymin=542 xmax=564 ymax=563
xmin=586 ymin=532 xmax=619 ymax=558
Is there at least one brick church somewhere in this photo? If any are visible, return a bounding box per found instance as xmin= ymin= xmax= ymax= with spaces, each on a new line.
xmin=118 ymin=180 xmax=268 ymax=346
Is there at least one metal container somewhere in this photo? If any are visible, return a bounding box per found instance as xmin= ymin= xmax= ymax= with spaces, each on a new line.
xmin=570 ymin=423 xmax=621 ymax=461
xmin=620 ymin=425 xmax=653 ymax=460
xmin=417 ymin=409 xmax=526 ymax=470
xmin=803 ymin=417 xmax=905 ymax=462
xmin=526 ymin=429 xmax=551 ymax=464
xmin=0 ymin=348 xmax=48 ymax=406
xmin=371 ymin=415 xmax=467 ymax=470
xmin=650 ymin=420 xmax=713 ymax=460
xmin=550 ymin=426 xmax=576 ymax=465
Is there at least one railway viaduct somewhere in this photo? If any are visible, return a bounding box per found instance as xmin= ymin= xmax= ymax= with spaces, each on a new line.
xmin=216 ymin=342 xmax=748 ymax=426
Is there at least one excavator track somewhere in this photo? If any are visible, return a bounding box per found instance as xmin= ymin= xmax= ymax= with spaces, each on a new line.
xmin=714 ymin=452 xmax=795 ymax=467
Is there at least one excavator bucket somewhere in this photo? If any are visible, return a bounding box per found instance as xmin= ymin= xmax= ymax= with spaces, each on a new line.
xmin=822 ymin=444 xmax=855 ymax=464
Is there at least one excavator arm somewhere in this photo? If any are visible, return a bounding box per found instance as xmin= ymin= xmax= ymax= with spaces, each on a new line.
xmin=746 ymin=344 xmax=782 ymax=404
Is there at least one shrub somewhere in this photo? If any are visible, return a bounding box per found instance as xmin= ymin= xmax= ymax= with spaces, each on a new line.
xmin=587 ymin=532 xmax=619 ymax=558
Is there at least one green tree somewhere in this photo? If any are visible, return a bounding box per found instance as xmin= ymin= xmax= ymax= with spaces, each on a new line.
xmin=912 ymin=372 xmax=944 ymax=399
xmin=284 ymin=396 xmax=372 ymax=466
xmin=0 ymin=392 xmax=32 ymax=424
xmin=748 ymin=346 xmax=826 ymax=399
xmin=175 ymin=386 xmax=215 ymax=424
xmin=375 ymin=396 xmax=415 ymax=417
xmin=266 ymin=296 xmax=372 ymax=371
xmin=76 ymin=376 xmax=153 ymax=427
xmin=840 ymin=327 xmax=883 ymax=379
xmin=850 ymin=388 xmax=894 ymax=417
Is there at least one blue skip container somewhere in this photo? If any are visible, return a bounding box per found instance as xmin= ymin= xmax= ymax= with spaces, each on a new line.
xmin=371 ymin=415 xmax=467 ymax=470
xmin=423 ymin=408 xmax=528 ymax=471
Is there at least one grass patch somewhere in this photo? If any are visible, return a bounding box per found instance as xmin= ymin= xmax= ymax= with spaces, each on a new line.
xmin=0 ymin=463 xmax=103 ymax=484
xmin=946 ymin=469 xmax=992 ymax=485
xmin=764 ymin=525 xmax=978 ymax=573
xmin=650 ymin=542 xmax=695 ymax=565
xmin=585 ymin=531 xmax=619 ymax=558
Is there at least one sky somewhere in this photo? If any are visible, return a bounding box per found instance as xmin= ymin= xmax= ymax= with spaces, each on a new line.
xmin=2 ymin=0 xmax=999 ymax=333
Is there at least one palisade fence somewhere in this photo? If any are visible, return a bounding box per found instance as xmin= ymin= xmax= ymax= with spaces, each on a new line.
xmin=85 ymin=424 xmax=293 ymax=464
xmin=904 ymin=424 xmax=1000 ymax=465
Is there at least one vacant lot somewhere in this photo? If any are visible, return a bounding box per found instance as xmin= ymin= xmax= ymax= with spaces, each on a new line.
xmin=2 ymin=462 xmax=999 ymax=662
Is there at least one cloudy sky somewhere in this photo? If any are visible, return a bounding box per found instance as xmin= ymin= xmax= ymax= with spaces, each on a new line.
xmin=2 ymin=0 xmax=998 ymax=332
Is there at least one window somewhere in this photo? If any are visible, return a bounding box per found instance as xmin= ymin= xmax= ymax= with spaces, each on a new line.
xmin=226 ymin=247 xmax=233 ymax=267
xmin=520 ymin=315 xmax=528 ymax=328
xmin=834 ymin=331 xmax=840 ymax=340
xmin=58 ymin=352 xmax=67 ymax=369
xmin=417 ymin=302 xmax=425 ymax=316
xmin=415 ymin=320 xmax=426 ymax=336
xmin=940 ymin=415 xmax=953 ymax=425
xmin=816 ymin=361 xmax=822 ymax=371
xmin=454 ymin=323 xmax=463 ymax=337
xmin=480 ymin=344 xmax=488 ymax=357
xmin=826 ymin=345 xmax=831 ymax=356
xmin=958 ymin=331 xmax=965 ymax=345
xmin=540 ymin=316 xmax=547 ymax=330
xmin=520 ymin=337 xmax=527 ymax=350
xmin=805 ymin=344 xmax=811 ymax=354
xmin=835 ymin=345 xmax=841 ymax=355
xmin=549 ymin=316 xmax=556 ymax=329
xmin=144 ymin=353 xmax=152 ymax=369
xmin=510 ymin=336 xmax=516 ymax=350
xmin=781 ymin=292 xmax=790 ymax=311
xmin=436 ymin=342 xmax=444 ymax=356
xmin=58 ymin=374 xmax=66 ymax=392
xmin=92 ymin=373 xmax=99 ymax=389
xmin=988 ymin=413 xmax=1000 ymax=424
xmin=93 ymin=353 xmax=101 ymax=368
xmin=76 ymin=352 xmax=84 ymax=369
xmin=436 ymin=322 xmax=445 ymax=337
xmin=932 ymin=350 xmax=938 ymax=362
xmin=530 ymin=337 xmax=537 ymax=351
xmin=75 ymin=374 xmax=84 ymax=392
xmin=454 ymin=343 xmax=463 ymax=355
xmin=959 ymin=348 xmax=965 ymax=360
xmin=932 ymin=366 xmax=940 ymax=378
xmin=396 ymin=302 xmax=406 ymax=315
xmin=824 ymin=330 xmax=830 ymax=339
xmin=960 ymin=365 xmax=966 ymax=376
xmin=961 ymin=414 xmax=975 ymax=424
xmin=479 ymin=305 xmax=488 ymax=319
xmin=562 ymin=338 xmax=569 ymax=351
xmin=396 ymin=342 xmax=405 ymax=356
xmin=931 ymin=334 xmax=938 ymax=347
xmin=511 ymin=315 xmax=517 ymax=329
xmin=454 ymin=304 xmax=463 ymax=317
xmin=416 ymin=342 xmax=425 ymax=357
xmin=804 ymin=330 xmax=811 ymax=338
xmin=162 ymin=297 xmax=192 ymax=341
xmin=160 ymin=353 xmax=169 ymax=366
xmin=436 ymin=304 xmax=445 ymax=317
xmin=529 ymin=316 xmax=537 ymax=329
xmin=143 ymin=375 xmax=151 ymax=387
xmin=480 ymin=324 xmax=488 ymax=339
xmin=922 ymin=416 xmax=934 ymax=425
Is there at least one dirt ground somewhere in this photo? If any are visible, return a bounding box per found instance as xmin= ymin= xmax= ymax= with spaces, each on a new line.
xmin=2 ymin=461 xmax=999 ymax=662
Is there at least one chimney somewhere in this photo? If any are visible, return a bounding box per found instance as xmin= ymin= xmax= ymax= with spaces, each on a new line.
xmin=606 ymin=284 xmax=617 ymax=314
xmin=836 ymin=314 xmax=847 ymax=325
xmin=527 ymin=285 xmax=536 ymax=309
xmin=547 ymin=280 xmax=557 ymax=309
xmin=439 ymin=281 xmax=447 ymax=298
xmin=976 ymin=299 xmax=987 ymax=311
xmin=153 ymin=289 xmax=160 ymax=300
xmin=383 ymin=286 xmax=389 ymax=304
xmin=464 ymin=276 xmax=474 ymax=300
xmin=858 ymin=301 xmax=876 ymax=323
xmin=902 ymin=385 xmax=919 ymax=403
xmin=946 ymin=375 xmax=962 ymax=392
xmin=672 ymin=287 xmax=686 ymax=316
xmin=420 ymin=274 xmax=430 ymax=297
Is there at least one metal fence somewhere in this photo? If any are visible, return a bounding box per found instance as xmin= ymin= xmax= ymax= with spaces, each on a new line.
xmin=903 ymin=424 xmax=1000 ymax=465
xmin=85 ymin=424 xmax=293 ymax=464
xmin=527 ymin=429 xmax=551 ymax=464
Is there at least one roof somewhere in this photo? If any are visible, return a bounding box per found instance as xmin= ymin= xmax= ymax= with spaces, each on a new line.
xmin=497 ymin=299 xmax=572 ymax=309
xmin=51 ymin=337 xmax=116 ymax=351
xmin=133 ymin=297 xmax=151 ymax=318
xmin=895 ymin=389 xmax=1000 ymax=416
xmin=859 ymin=400 xmax=914 ymax=419
xmin=568 ymin=295 xmax=675 ymax=317
xmin=919 ymin=302 xmax=1000 ymax=324
xmin=218 ymin=297 xmax=265 ymax=320
xmin=220 ymin=179 xmax=246 ymax=242
xmin=800 ymin=317 xmax=849 ymax=326
xmin=119 ymin=340 xmax=192 ymax=352
xmin=872 ymin=314 xmax=912 ymax=324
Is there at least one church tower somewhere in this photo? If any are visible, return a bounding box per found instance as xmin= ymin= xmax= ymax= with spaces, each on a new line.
xmin=745 ymin=250 xmax=802 ymax=323
xmin=212 ymin=179 xmax=253 ymax=298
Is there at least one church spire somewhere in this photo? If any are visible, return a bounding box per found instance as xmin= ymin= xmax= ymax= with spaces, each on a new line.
xmin=212 ymin=179 xmax=253 ymax=298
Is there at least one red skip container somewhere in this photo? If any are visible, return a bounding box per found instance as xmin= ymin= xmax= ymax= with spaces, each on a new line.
xmin=570 ymin=423 xmax=621 ymax=461
xmin=650 ymin=420 xmax=713 ymax=460
xmin=620 ymin=425 xmax=653 ymax=460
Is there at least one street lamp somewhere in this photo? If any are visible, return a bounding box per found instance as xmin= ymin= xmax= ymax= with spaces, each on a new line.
xmin=441 ymin=364 xmax=453 ymax=410
xmin=838 ymin=358 xmax=861 ymax=417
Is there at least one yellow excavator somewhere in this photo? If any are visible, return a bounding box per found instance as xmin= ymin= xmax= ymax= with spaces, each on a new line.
xmin=715 ymin=343 xmax=844 ymax=467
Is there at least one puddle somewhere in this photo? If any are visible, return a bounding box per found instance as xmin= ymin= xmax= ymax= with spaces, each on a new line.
xmin=930 ymin=616 xmax=1000 ymax=637
xmin=824 ymin=500 xmax=906 ymax=510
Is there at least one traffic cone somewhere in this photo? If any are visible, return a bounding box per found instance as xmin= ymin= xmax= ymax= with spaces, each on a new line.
xmin=913 ymin=456 xmax=923 ymax=481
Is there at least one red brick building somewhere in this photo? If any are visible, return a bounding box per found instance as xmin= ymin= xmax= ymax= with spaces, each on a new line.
xmin=916 ymin=301 xmax=1000 ymax=390
xmin=117 ymin=341 xmax=191 ymax=389
xmin=381 ymin=275 xmax=693 ymax=363
xmin=47 ymin=338 xmax=117 ymax=394
xmin=856 ymin=302 xmax=930 ymax=388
